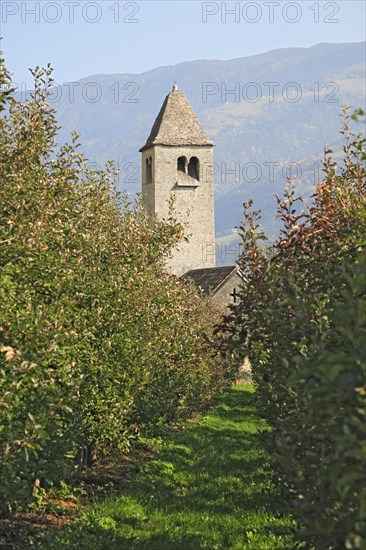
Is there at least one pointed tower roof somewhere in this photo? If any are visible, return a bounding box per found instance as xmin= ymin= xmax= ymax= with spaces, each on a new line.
xmin=139 ymin=85 xmax=214 ymax=151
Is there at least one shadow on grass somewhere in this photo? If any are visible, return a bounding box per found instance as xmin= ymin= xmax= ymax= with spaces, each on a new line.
xmin=41 ymin=386 xmax=297 ymax=550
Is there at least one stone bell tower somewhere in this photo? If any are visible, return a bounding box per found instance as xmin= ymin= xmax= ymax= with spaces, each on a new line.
xmin=139 ymin=84 xmax=215 ymax=276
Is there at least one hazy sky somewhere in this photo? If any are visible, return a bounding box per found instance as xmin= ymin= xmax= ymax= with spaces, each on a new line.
xmin=1 ymin=0 xmax=365 ymax=87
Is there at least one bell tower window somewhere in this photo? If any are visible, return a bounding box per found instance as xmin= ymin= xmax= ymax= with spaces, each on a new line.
xmin=188 ymin=156 xmax=200 ymax=181
xmin=177 ymin=156 xmax=188 ymax=173
xmin=146 ymin=156 xmax=153 ymax=184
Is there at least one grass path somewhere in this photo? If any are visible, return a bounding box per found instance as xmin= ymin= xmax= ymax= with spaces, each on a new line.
xmin=42 ymin=384 xmax=297 ymax=549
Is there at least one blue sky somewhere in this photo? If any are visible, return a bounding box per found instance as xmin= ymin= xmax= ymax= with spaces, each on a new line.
xmin=1 ymin=0 xmax=365 ymax=87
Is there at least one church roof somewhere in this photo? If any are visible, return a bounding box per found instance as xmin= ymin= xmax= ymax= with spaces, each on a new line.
xmin=182 ymin=266 xmax=238 ymax=297
xmin=139 ymin=85 xmax=214 ymax=151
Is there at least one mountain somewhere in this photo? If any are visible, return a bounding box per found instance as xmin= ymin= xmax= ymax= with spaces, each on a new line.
xmin=30 ymin=42 xmax=366 ymax=245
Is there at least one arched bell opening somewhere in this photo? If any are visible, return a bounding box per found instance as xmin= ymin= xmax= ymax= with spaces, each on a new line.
xmin=188 ymin=156 xmax=200 ymax=181
xmin=146 ymin=156 xmax=153 ymax=184
xmin=177 ymin=156 xmax=188 ymax=173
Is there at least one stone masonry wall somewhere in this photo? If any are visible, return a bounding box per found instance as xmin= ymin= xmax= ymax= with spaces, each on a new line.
xmin=142 ymin=144 xmax=216 ymax=276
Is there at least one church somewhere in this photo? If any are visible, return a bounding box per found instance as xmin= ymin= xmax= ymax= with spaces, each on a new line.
xmin=139 ymin=84 xmax=241 ymax=309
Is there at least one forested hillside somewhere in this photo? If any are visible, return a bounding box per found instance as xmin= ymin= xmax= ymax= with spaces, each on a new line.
xmin=19 ymin=41 xmax=365 ymax=240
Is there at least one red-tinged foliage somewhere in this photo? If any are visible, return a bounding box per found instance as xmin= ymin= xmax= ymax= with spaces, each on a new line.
xmin=218 ymin=106 xmax=366 ymax=549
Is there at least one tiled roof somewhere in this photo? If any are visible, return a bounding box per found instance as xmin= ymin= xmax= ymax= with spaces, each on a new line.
xmin=182 ymin=266 xmax=238 ymax=296
xmin=140 ymin=86 xmax=214 ymax=151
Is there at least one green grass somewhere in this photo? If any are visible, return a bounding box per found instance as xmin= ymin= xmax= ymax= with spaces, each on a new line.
xmin=40 ymin=385 xmax=298 ymax=549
